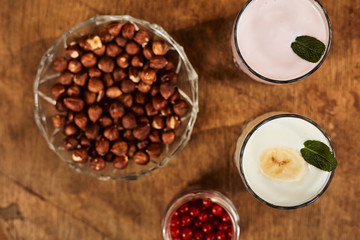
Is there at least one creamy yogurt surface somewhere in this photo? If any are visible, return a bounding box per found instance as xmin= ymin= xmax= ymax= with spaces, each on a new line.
xmin=241 ymin=116 xmax=332 ymax=207
xmin=235 ymin=0 xmax=329 ymax=80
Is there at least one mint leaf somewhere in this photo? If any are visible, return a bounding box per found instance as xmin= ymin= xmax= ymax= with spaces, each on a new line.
xmin=301 ymin=140 xmax=337 ymax=171
xmin=291 ymin=35 xmax=326 ymax=63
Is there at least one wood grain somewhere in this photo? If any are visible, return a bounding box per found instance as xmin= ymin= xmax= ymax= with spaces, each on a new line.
xmin=0 ymin=0 xmax=359 ymax=239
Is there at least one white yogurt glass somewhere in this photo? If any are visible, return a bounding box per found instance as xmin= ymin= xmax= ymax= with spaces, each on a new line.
xmin=231 ymin=0 xmax=331 ymax=84
xmin=234 ymin=112 xmax=335 ymax=209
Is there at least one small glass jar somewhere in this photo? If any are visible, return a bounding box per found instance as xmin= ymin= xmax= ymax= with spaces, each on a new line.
xmin=162 ymin=189 xmax=240 ymax=240
xmin=231 ymin=0 xmax=331 ymax=84
xmin=234 ymin=112 xmax=335 ymax=209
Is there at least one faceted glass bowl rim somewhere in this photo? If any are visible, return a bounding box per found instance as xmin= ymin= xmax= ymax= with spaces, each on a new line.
xmin=33 ymin=15 xmax=199 ymax=180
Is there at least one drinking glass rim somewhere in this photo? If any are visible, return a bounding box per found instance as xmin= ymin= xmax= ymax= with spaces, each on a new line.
xmin=238 ymin=113 xmax=335 ymax=209
xmin=232 ymin=0 xmax=332 ymax=84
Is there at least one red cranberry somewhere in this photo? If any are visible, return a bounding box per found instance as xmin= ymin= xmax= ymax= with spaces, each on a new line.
xmin=178 ymin=203 xmax=189 ymax=214
xmin=171 ymin=216 xmax=180 ymax=227
xmin=194 ymin=230 xmax=204 ymax=240
xmin=202 ymin=222 xmax=213 ymax=234
xmin=181 ymin=214 xmax=192 ymax=227
xmin=181 ymin=228 xmax=193 ymax=240
xmin=173 ymin=210 xmax=180 ymax=217
xmin=198 ymin=212 xmax=209 ymax=222
xmin=189 ymin=206 xmax=200 ymax=217
xmin=227 ymin=228 xmax=233 ymax=238
xmin=221 ymin=212 xmax=231 ymax=223
xmin=211 ymin=204 xmax=224 ymax=217
xmin=216 ymin=231 xmax=226 ymax=240
xmin=202 ymin=199 xmax=213 ymax=208
xmin=212 ymin=219 xmax=220 ymax=228
xmin=171 ymin=226 xmax=180 ymax=238
xmin=205 ymin=233 xmax=215 ymax=240
xmin=194 ymin=219 xmax=202 ymax=228
xmin=218 ymin=223 xmax=230 ymax=231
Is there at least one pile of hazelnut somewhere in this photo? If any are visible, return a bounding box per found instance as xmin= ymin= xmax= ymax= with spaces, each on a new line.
xmin=50 ymin=21 xmax=188 ymax=171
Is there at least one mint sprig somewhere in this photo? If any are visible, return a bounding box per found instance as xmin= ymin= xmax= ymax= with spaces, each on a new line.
xmin=300 ymin=140 xmax=337 ymax=172
xmin=291 ymin=36 xmax=326 ymax=63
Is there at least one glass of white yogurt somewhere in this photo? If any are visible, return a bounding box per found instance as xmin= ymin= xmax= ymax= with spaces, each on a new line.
xmin=234 ymin=112 xmax=335 ymax=209
xmin=231 ymin=0 xmax=331 ymax=84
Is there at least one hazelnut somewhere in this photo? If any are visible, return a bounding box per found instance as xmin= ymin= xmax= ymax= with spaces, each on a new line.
xmin=123 ymin=129 xmax=135 ymax=141
xmin=138 ymin=116 xmax=150 ymax=124
xmin=146 ymin=143 xmax=162 ymax=158
xmin=125 ymin=41 xmax=140 ymax=55
xmin=88 ymin=67 xmax=102 ymax=78
xmin=58 ymin=71 xmax=74 ymax=85
xmin=127 ymin=144 xmax=137 ymax=158
xmin=111 ymin=141 xmax=128 ymax=156
xmin=107 ymin=22 xmax=123 ymax=37
xmin=84 ymin=91 xmax=97 ymax=105
xmin=74 ymin=113 xmax=88 ymax=130
xmin=103 ymin=73 xmax=114 ymax=87
xmin=162 ymin=130 xmax=176 ymax=145
xmin=133 ymin=123 xmax=151 ymax=140
xmin=74 ymin=72 xmax=88 ymax=86
xmin=119 ymin=93 xmax=133 ymax=108
xmin=103 ymin=125 xmax=119 ymax=141
xmin=165 ymin=60 xmax=175 ymax=71
xmin=66 ymin=44 xmax=81 ymax=59
xmin=52 ymin=115 xmax=66 ymax=128
xmin=152 ymin=40 xmax=169 ymax=56
xmin=96 ymin=90 xmax=105 ymax=102
xmin=96 ymin=138 xmax=110 ymax=156
xmin=99 ymin=116 xmax=113 ymax=128
xmin=134 ymin=92 xmax=147 ymax=104
xmin=149 ymin=130 xmax=161 ymax=143
xmin=67 ymin=111 xmax=75 ymax=122
xmin=133 ymin=151 xmax=149 ymax=165
xmin=108 ymin=101 xmax=125 ymax=119
xmin=131 ymin=55 xmax=144 ymax=67
xmin=90 ymin=157 xmax=106 ymax=171
xmin=51 ymin=83 xmax=66 ymax=98
xmin=113 ymin=156 xmax=128 ymax=169
xmin=152 ymin=115 xmax=165 ymax=130
xmin=137 ymin=140 xmax=149 ymax=150
xmin=140 ymin=69 xmax=157 ymax=85
xmin=55 ymin=99 xmax=67 ymax=112
xmin=120 ymin=78 xmax=136 ymax=93
xmin=64 ymin=136 xmax=78 ymax=150
xmin=134 ymin=30 xmax=150 ymax=46
xmin=115 ymin=36 xmax=127 ymax=47
xmin=106 ymin=43 xmax=122 ymax=57
xmin=78 ymin=35 xmax=90 ymax=49
xmin=150 ymin=56 xmax=168 ymax=69
xmin=131 ymin=104 xmax=145 ymax=116
xmin=72 ymin=148 xmax=88 ymax=163
xmin=88 ymin=78 xmax=104 ymax=93
xmin=121 ymin=23 xmax=135 ymax=39
xmin=121 ymin=113 xmax=137 ymax=129
xmin=170 ymin=88 xmax=180 ymax=103
xmin=93 ymin=44 xmax=106 ymax=56
xmin=152 ymin=94 xmax=167 ymax=111
xmin=88 ymin=105 xmax=103 ymax=122
xmin=63 ymin=97 xmax=84 ymax=112
xmin=80 ymin=136 xmax=91 ymax=147
xmin=116 ymin=53 xmax=130 ymax=68
xmin=99 ymin=28 xmax=112 ymax=43
xmin=98 ymin=56 xmax=115 ymax=73
xmin=113 ymin=68 xmax=127 ymax=82
xmin=150 ymin=84 xmax=160 ymax=96
xmin=160 ymin=106 xmax=173 ymax=116
xmin=143 ymin=45 xmax=154 ymax=60
xmin=160 ymin=82 xmax=175 ymax=100
xmin=173 ymin=100 xmax=189 ymax=117
xmin=145 ymin=103 xmax=158 ymax=117
xmin=160 ymin=71 xmax=178 ymax=85
xmin=85 ymin=124 xmax=100 ymax=140
xmin=81 ymin=52 xmax=97 ymax=68
xmin=106 ymin=86 xmax=122 ymax=98
xmin=166 ymin=115 xmax=181 ymax=130
xmin=64 ymin=124 xmax=78 ymax=136
xmin=67 ymin=85 xmax=81 ymax=97
xmin=53 ymin=57 xmax=67 ymax=72
xmin=104 ymin=152 xmax=114 ymax=162
xmin=84 ymin=35 xmax=103 ymax=51
xmin=137 ymin=82 xmax=151 ymax=93
xmin=129 ymin=67 xmax=141 ymax=83
xmin=67 ymin=59 xmax=82 ymax=73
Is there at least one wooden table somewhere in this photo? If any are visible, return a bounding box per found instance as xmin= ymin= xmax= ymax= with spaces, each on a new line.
xmin=0 ymin=0 xmax=359 ymax=239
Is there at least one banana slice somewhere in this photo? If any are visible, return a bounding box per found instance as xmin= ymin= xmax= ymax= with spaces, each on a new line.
xmin=258 ymin=147 xmax=308 ymax=182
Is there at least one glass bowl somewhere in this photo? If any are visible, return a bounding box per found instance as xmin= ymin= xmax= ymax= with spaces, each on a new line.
xmin=34 ymin=15 xmax=198 ymax=180
xmin=162 ymin=189 xmax=240 ymax=240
